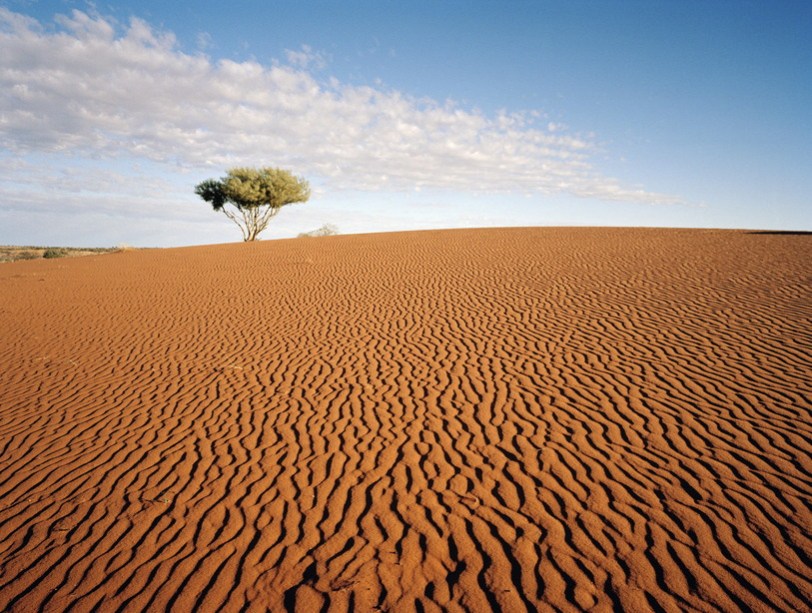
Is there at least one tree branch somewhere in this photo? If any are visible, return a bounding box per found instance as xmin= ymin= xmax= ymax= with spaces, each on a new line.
xmin=222 ymin=205 xmax=249 ymax=241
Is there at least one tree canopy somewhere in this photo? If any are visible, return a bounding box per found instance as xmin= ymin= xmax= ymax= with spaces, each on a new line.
xmin=195 ymin=167 xmax=310 ymax=241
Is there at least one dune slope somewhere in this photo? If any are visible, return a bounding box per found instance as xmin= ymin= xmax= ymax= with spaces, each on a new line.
xmin=0 ymin=227 xmax=810 ymax=612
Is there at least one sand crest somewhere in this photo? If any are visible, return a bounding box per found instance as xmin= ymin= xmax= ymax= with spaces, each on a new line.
xmin=0 ymin=227 xmax=809 ymax=611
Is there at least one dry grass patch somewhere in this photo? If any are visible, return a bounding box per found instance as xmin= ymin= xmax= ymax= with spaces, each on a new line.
xmin=0 ymin=246 xmax=121 ymax=263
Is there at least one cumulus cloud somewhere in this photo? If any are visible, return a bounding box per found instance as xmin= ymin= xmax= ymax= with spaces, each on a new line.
xmin=0 ymin=8 xmax=680 ymax=205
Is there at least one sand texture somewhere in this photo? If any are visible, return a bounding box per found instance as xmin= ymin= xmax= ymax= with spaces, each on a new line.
xmin=0 ymin=227 xmax=810 ymax=612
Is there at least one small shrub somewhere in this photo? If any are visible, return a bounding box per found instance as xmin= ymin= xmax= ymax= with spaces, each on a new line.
xmin=43 ymin=248 xmax=67 ymax=259
xmin=298 ymin=224 xmax=339 ymax=238
xmin=17 ymin=251 xmax=40 ymax=260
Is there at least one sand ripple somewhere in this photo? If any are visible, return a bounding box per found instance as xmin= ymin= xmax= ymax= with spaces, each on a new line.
xmin=0 ymin=228 xmax=810 ymax=611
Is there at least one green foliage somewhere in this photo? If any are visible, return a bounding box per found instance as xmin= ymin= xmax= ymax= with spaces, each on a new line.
xmin=195 ymin=167 xmax=311 ymax=241
xmin=224 ymin=167 xmax=311 ymax=209
xmin=43 ymin=248 xmax=67 ymax=259
xmin=194 ymin=179 xmax=227 ymax=212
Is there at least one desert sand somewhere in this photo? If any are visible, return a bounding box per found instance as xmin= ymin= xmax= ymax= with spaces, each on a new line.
xmin=0 ymin=227 xmax=809 ymax=612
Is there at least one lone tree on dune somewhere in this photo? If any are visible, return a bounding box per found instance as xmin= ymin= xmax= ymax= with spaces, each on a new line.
xmin=195 ymin=167 xmax=310 ymax=241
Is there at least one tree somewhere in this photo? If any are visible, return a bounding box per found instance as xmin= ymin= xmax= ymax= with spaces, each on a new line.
xmin=195 ymin=167 xmax=311 ymax=241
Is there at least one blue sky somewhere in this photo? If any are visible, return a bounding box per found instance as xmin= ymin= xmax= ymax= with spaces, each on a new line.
xmin=1 ymin=0 xmax=809 ymax=246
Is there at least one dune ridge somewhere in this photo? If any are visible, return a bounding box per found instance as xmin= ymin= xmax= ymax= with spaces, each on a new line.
xmin=0 ymin=227 xmax=810 ymax=611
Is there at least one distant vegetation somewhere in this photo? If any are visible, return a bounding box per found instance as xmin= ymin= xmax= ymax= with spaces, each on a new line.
xmin=195 ymin=167 xmax=311 ymax=242
xmin=0 ymin=246 xmax=119 ymax=263
xmin=298 ymin=224 xmax=339 ymax=238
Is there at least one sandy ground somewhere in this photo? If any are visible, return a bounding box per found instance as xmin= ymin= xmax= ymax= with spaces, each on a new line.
xmin=0 ymin=227 xmax=809 ymax=612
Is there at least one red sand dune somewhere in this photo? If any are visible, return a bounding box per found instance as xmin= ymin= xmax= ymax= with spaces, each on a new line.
xmin=0 ymin=227 xmax=810 ymax=612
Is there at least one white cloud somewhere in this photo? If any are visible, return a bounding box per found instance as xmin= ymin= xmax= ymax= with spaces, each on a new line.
xmin=196 ymin=31 xmax=213 ymax=52
xmin=0 ymin=7 xmax=681 ymax=224
xmin=284 ymin=44 xmax=330 ymax=70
